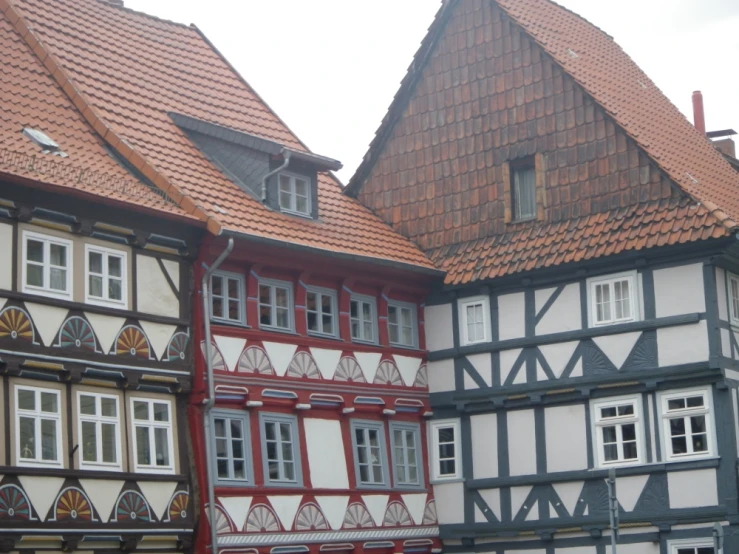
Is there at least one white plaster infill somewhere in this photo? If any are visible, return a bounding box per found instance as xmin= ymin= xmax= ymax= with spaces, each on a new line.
xmin=216 ymin=526 xmax=440 ymax=546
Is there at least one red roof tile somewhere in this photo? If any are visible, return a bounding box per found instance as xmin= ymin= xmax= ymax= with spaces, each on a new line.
xmin=5 ymin=0 xmax=436 ymax=272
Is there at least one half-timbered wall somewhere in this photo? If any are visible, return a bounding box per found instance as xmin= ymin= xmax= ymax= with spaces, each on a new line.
xmin=0 ymin=187 xmax=199 ymax=553
xmin=424 ymin=256 xmax=739 ymax=552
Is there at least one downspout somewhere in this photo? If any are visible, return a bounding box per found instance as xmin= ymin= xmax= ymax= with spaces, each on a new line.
xmin=202 ymin=237 xmax=234 ymax=554
xmin=261 ymin=150 xmax=292 ymax=202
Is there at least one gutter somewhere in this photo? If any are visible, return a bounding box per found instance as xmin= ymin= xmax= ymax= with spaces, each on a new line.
xmin=201 ymin=237 xmax=234 ymax=554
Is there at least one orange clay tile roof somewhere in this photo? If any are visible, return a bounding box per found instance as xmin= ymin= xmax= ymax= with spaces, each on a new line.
xmin=347 ymin=0 xmax=739 ymax=285
xmin=0 ymin=5 xmax=192 ymax=219
xmin=3 ymin=0 xmax=437 ymax=272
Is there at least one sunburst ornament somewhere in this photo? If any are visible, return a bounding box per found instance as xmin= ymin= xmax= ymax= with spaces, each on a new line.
xmin=294 ymin=503 xmax=329 ymax=531
xmin=237 ymin=346 xmax=274 ymax=374
xmin=286 ymin=351 xmax=320 ymax=379
xmin=343 ymin=502 xmax=374 ymax=529
xmin=383 ymin=501 xmax=412 ymax=527
xmin=334 ymin=357 xmax=365 ymax=383
xmin=245 ymin=504 xmax=280 ymax=533
xmin=114 ymin=491 xmax=152 ymax=522
xmin=59 ymin=316 xmax=96 ymax=351
xmin=0 ymin=485 xmax=31 ymax=520
xmin=166 ymin=491 xmax=189 ymax=521
xmin=116 ymin=326 xmax=151 ymax=358
xmin=55 ymin=488 xmax=94 ymax=521
xmin=374 ymin=360 xmax=404 ymax=386
xmin=0 ymin=307 xmax=34 ymax=342
xmin=166 ymin=332 xmax=189 ymax=362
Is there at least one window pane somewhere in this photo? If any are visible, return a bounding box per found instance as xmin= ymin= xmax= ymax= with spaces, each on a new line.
xmin=153 ymin=403 xmax=169 ymax=422
xmin=108 ymin=255 xmax=122 ymax=277
xmin=50 ymin=243 xmax=66 ymax=267
xmin=109 ymin=278 xmax=123 ymax=301
xmin=668 ymin=398 xmax=686 ymax=410
xmin=322 ymin=313 xmax=333 ymax=334
xmin=283 ymin=461 xmax=295 ymax=481
xmin=439 ymin=459 xmax=455 ymax=475
xmin=601 ymin=426 xmax=617 ymax=444
xmin=82 ymin=420 xmax=97 ymax=462
xmin=389 ymin=322 xmax=399 ymax=343
xmin=265 ymin=422 xmax=276 ymax=441
xmin=687 ymin=396 xmax=704 ymax=408
xmin=89 ymin=251 xmax=103 ymax=274
xmin=101 ymin=397 xmax=117 ymax=417
xmin=307 ymin=311 xmax=318 ymax=332
xmin=693 ymin=433 xmax=708 ymax=452
xmin=438 ymin=427 xmax=455 ymax=443
xmin=19 ymin=416 xmax=35 ymax=459
xmin=617 ymin=404 xmax=634 ymax=416
xmin=388 ymin=306 xmax=398 ymax=325
xmin=231 ymin=419 xmax=243 ymax=439
xmin=691 ymin=415 xmax=706 ymax=433
xmin=295 ymin=195 xmax=309 ymax=214
xmin=600 ymin=407 xmax=617 ymax=418
xmin=154 ymin=428 xmax=170 ymax=466
xmin=41 ymin=419 xmax=57 ymax=461
xmin=439 ymin=443 xmax=456 ymax=458
xmin=80 ymin=394 xmax=96 ymax=416
xmin=26 ymin=263 xmax=43 ymax=287
xmin=603 ymin=443 xmax=618 ymax=462
xmin=670 ymin=418 xmax=686 ymax=436
xmin=27 ymin=239 xmax=44 ymax=262
xmin=89 ymin=274 xmax=103 ymax=297
xmin=41 ymin=392 xmax=58 ymax=413
xmin=136 ymin=427 xmax=150 ymax=465
xmin=295 ymin=178 xmax=308 ymax=196
xmin=623 ymin=441 xmax=638 ymax=460
xmin=227 ymin=278 xmax=239 ymax=299
xmin=276 ymin=307 xmax=289 ymax=329
xmin=133 ymin=401 xmax=149 ymax=420
xmin=233 ymin=460 xmax=245 ymax=480
xmin=212 ymin=297 xmax=224 ymax=319
xmin=362 ymin=302 xmax=372 ymax=321
xmin=101 ymin=423 xmax=117 ymax=463
xmin=280 ymin=190 xmax=292 ymax=210
xmin=671 ymin=436 xmax=688 ymax=454
xmin=621 ymin=424 xmax=636 ymax=441
xmin=217 ymin=459 xmax=229 ymax=478
xmin=212 ymin=275 xmax=223 ymax=296
xmin=279 ymin=174 xmax=291 ymax=192
xmin=402 ymin=326 xmax=413 ymax=346
xmin=307 ymin=292 xmax=317 ymax=312
xmin=275 ymin=287 xmax=289 ymax=308
xmin=18 ymin=389 xmax=35 ymax=410
xmin=228 ymin=300 xmax=240 ymax=320
xmin=350 ymin=301 xmax=358 ymax=318
xmin=49 ymin=267 xmax=66 ymax=291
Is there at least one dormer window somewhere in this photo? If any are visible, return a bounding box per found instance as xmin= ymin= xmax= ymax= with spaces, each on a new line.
xmin=278 ymin=173 xmax=311 ymax=216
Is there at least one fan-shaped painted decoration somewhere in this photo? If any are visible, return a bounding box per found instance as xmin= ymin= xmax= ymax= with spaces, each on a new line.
xmin=200 ymin=341 xmax=226 ymax=371
xmin=0 ymin=307 xmax=34 ymax=342
xmin=294 ymin=503 xmax=329 ymax=531
xmin=383 ymin=501 xmax=412 ymax=527
xmin=166 ymin=490 xmax=189 ymax=521
xmin=245 ymin=504 xmax=280 ymax=533
xmin=0 ymin=485 xmax=31 ymax=520
xmin=286 ymin=351 xmax=320 ymax=379
xmin=115 ymin=326 xmax=151 ymax=358
xmin=209 ymin=505 xmax=233 ymax=535
xmin=374 ymin=360 xmax=404 ymax=386
xmin=166 ymin=332 xmax=189 ymax=362
xmin=114 ymin=490 xmax=152 ymax=522
xmin=343 ymin=502 xmax=374 ymax=529
xmin=58 ymin=316 xmax=96 ymax=351
xmin=55 ymin=488 xmax=94 ymax=521
xmin=237 ymin=346 xmax=274 ymax=374
xmin=334 ymin=357 xmax=366 ymax=383
xmin=422 ymin=500 xmax=437 ymax=525
xmin=413 ymin=364 xmax=428 ymax=388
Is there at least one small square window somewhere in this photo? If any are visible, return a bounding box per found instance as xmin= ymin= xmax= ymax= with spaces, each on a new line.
xmin=260 ymin=413 xmax=302 ymax=486
xmin=591 ymin=396 xmax=644 ymax=468
xmin=351 ymin=420 xmax=389 ymax=488
xmin=78 ymin=391 xmax=121 ymax=471
xmin=130 ymin=398 xmax=175 ymax=474
xmin=278 ymin=173 xmax=312 ymax=216
xmin=659 ymin=388 xmax=715 ymax=462
xmin=390 ymin=422 xmax=423 ymax=488
xmin=350 ymin=295 xmax=377 ymax=343
xmin=458 ymin=295 xmax=490 ymax=346
xmin=22 ymin=231 xmax=73 ymax=300
xmin=668 ymin=540 xmax=715 ymax=554
xmin=259 ymin=279 xmax=293 ymax=331
xmin=387 ymin=301 xmax=418 ymax=348
xmin=85 ymin=245 xmax=128 ymax=309
xmin=211 ymin=271 xmax=245 ymax=325
xmin=430 ymin=419 xmax=461 ymax=481
xmin=16 ymin=385 xmax=63 ymax=467
xmin=212 ymin=410 xmax=252 ymax=485
xmin=305 ymin=286 xmax=338 ymax=337
xmin=587 ymin=272 xmax=640 ymax=327
xmin=511 ymin=161 xmax=536 ymax=221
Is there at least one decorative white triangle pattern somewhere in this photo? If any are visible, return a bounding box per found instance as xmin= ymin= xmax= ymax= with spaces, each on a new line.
xmin=263 ymin=342 xmax=298 ymax=377
xmin=513 ymin=366 xmax=527 ymax=384
xmin=79 ymin=479 xmax=125 ymax=523
xmin=394 ymin=355 xmax=422 ymax=386
xmin=615 ymin=475 xmax=650 ymax=512
xmin=310 ymin=348 xmax=343 ymax=380
xmin=510 ymin=486 xmax=532 ymax=519
xmin=354 ymin=352 xmax=382 ymax=383
xmin=570 ymin=358 xmax=583 ymax=378
xmin=466 ymin=353 xmax=492 ymax=386
xmin=478 ymin=488 xmax=501 ymax=521
xmin=474 ymin=503 xmax=487 ymax=523
xmin=161 ymin=259 xmax=180 ymax=292
xmin=499 ymin=349 xmax=522 ymax=383
xmin=593 ymin=332 xmax=642 ymax=370
xmin=24 ymin=302 xmax=67 ymax=347
xmin=552 ymin=481 xmax=584 ymax=516
xmin=524 ymin=499 xmax=539 ymax=521
xmin=315 ymin=496 xmax=350 ymax=530
xmin=539 ymin=341 xmax=579 ymax=378
xmin=268 ymin=495 xmax=303 ymax=530
xmin=84 ymin=312 xmax=126 ymax=354
xmin=537 ymin=361 xmax=548 ymax=382
xmin=219 ymin=496 xmax=252 ymax=532
xmin=361 ymin=494 xmax=389 ymax=526
xmin=0 ymin=298 xmax=7 ymax=311
xmin=19 ymin=476 xmax=64 ymax=522
xmin=214 ymin=335 xmax=247 ymax=372
xmin=138 ymin=481 xmax=178 ymax=520
xmin=550 ymin=502 xmax=559 ymax=518
xmin=139 ymin=321 xmax=177 ymax=361
xmin=401 ymin=493 xmax=427 ymax=525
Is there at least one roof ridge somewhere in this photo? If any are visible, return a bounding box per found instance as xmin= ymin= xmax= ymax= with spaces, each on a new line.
xmin=0 ymin=0 xmax=221 ymax=234
xmin=545 ymin=0 xmax=614 ymax=41
xmin=93 ymin=0 xmax=194 ymax=30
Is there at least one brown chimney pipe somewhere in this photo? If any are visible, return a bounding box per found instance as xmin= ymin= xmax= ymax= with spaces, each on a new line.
xmin=693 ymin=91 xmax=706 ymax=135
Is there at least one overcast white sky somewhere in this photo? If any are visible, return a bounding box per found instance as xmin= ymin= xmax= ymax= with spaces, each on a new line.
xmin=126 ymin=0 xmax=739 ymax=183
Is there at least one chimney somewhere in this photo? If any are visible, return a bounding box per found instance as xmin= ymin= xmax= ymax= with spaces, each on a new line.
xmin=692 ymin=91 xmax=706 ymax=135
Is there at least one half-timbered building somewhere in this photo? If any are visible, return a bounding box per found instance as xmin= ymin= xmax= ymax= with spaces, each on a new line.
xmin=347 ymin=1 xmax=739 ymax=553
xmin=0 ymin=0 xmax=207 ymax=551
xmin=0 ymin=1 xmax=447 ymax=554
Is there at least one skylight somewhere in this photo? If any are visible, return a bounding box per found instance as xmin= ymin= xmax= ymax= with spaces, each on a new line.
xmin=23 ymin=127 xmax=67 ymax=157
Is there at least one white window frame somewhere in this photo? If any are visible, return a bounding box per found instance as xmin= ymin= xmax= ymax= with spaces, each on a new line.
xmin=15 ymin=385 xmax=63 ymax=468
xmin=350 ymin=294 xmax=378 ymax=344
xmin=659 ymin=387 xmax=716 ymax=462
xmin=587 ymin=271 xmax=641 ymax=327
xmin=591 ymin=395 xmax=645 ymax=468
xmin=429 ymin=419 xmax=462 ymax=481
xmin=389 ymin=421 xmax=423 ymax=489
xmin=277 ymin=171 xmax=312 ymax=217
xmin=728 ymin=272 xmax=739 ymax=327
xmin=21 ymin=230 xmax=73 ymax=300
xmin=668 ymin=538 xmax=717 ymax=554
xmin=84 ymin=244 xmax=128 ymax=309
xmin=130 ymin=397 xmax=175 ymax=475
xmin=77 ymin=391 xmax=122 ymax=471
xmin=305 ymin=285 xmax=338 ymax=338
xmin=210 ymin=271 xmax=246 ymax=325
xmin=350 ymin=419 xmax=390 ymax=489
xmin=387 ymin=300 xmax=418 ymax=349
xmin=258 ymin=278 xmax=294 ymax=332
xmin=458 ymin=295 xmax=491 ymax=346
xmin=212 ymin=410 xmax=252 ymax=486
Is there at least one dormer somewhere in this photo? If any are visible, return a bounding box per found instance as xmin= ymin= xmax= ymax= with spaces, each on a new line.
xmin=171 ymin=113 xmax=341 ymax=219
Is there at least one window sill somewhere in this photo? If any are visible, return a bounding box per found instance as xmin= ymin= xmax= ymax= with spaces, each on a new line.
xmin=21 ymin=287 xmax=72 ymax=302
xmin=259 ymin=325 xmax=298 ymax=335
xmin=590 ymin=318 xmax=640 ymax=329
xmin=133 ymin=467 xmax=177 ymax=475
xmin=351 ymin=338 xmax=380 ymax=347
xmin=212 ymin=318 xmax=249 ymax=328
xmin=279 ymin=209 xmax=314 ymax=220
xmin=85 ymin=297 xmax=129 ymax=311
xmin=79 ymin=464 xmax=124 ymax=473
xmin=389 ymin=342 xmax=421 ymax=352
xmin=430 ymin=476 xmax=464 ymax=484
xmin=307 ymin=331 xmax=342 ymax=341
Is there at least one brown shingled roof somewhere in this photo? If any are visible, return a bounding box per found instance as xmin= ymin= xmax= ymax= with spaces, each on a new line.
xmin=4 ymin=0 xmax=437 ymax=272
xmin=347 ymin=0 xmax=739 ymax=285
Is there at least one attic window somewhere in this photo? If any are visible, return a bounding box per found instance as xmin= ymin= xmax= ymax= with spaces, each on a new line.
xmin=278 ymin=173 xmax=311 ymax=216
xmin=23 ymin=128 xmax=67 ymax=157
xmin=511 ymin=160 xmax=537 ymax=221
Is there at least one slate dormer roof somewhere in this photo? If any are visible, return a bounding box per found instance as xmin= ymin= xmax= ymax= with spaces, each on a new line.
xmin=346 ymin=0 xmax=739 ymax=285
xmin=1 ymin=0 xmax=437 ymax=273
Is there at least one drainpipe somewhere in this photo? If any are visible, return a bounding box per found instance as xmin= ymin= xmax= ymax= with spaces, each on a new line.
xmin=261 ymin=150 xmax=291 ymax=202
xmin=201 ymin=237 xmax=234 ymax=554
